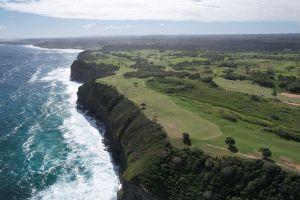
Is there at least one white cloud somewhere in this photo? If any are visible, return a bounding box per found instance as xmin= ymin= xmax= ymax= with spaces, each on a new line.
xmin=82 ymin=23 xmax=96 ymax=29
xmin=0 ymin=0 xmax=300 ymax=22
xmin=160 ymin=24 xmax=166 ymax=27
xmin=103 ymin=25 xmax=132 ymax=30
xmin=0 ymin=26 xmax=7 ymax=30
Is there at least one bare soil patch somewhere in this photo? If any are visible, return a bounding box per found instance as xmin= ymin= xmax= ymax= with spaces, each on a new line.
xmin=280 ymin=92 xmax=300 ymax=99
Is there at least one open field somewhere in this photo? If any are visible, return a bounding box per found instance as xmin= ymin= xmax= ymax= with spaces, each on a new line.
xmin=215 ymin=77 xmax=300 ymax=104
xmin=82 ymin=49 xmax=300 ymax=170
xmin=98 ymin=66 xmax=223 ymax=140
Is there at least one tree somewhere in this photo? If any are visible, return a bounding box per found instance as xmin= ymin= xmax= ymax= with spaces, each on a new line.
xmin=225 ymin=137 xmax=238 ymax=153
xmin=225 ymin=137 xmax=235 ymax=146
xmin=182 ymin=133 xmax=192 ymax=146
xmin=140 ymin=103 xmax=146 ymax=110
xmin=259 ymin=147 xmax=272 ymax=160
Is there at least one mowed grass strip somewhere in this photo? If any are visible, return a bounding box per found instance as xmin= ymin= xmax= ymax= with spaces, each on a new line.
xmin=97 ymin=66 xmax=223 ymax=140
xmin=170 ymin=97 xmax=300 ymax=164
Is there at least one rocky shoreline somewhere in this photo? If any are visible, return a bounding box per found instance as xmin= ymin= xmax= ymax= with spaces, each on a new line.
xmin=71 ymin=50 xmax=169 ymax=199
xmin=77 ymin=81 xmax=158 ymax=200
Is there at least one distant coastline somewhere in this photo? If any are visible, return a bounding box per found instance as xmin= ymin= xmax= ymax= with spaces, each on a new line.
xmin=2 ymin=34 xmax=300 ymax=52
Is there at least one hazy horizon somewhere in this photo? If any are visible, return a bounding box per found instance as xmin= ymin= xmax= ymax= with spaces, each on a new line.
xmin=1 ymin=0 xmax=300 ymax=39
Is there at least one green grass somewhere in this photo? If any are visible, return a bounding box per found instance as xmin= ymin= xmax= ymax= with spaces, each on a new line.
xmin=170 ymin=97 xmax=300 ymax=164
xmin=98 ymin=66 xmax=223 ymax=140
xmin=85 ymin=50 xmax=300 ymax=168
xmin=215 ymin=77 xmax=300 ymax=104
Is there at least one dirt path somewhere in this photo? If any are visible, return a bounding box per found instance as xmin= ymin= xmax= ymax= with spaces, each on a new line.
xmin=281 ymin=101 xmax=300 ymax=107
xmin=206 ymin=144 xmax=257 ymax=159
xmin=280 ymin=92 xmax=300 ymax=99
xmin=206 ymin=144 xmax=300 ymax=172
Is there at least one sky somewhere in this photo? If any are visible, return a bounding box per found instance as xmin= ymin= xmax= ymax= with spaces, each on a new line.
xmin=0 ymin=0 xmax=300 ymax=39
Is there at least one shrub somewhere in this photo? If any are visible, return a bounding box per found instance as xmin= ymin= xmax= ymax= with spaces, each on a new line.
xmin=270 ymin=115 xmax=279 ymax=120
xmin=220 ymin=111 xmax=238 ymax=122
xmin=225 ymin=137 xmax=238 ymax=153
xmin=259 ymin=147 xmax=272 ymax=160
xmin=182 ymin=133 xmax=192 ymax=146
xmin=225 ymin=137 xmax=235 ymax=146
xmin=250 ymin=95 xmax=260 ymax=101
xmin=201 ymin=76 xmax=213 ymax=83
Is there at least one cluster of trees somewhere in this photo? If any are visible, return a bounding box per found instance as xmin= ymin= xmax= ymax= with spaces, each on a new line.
xmin=217 ymin=61 xmax=238 ymax=68
xmin=278 ymin=74 xmax=300 ymax=94
xmin=221 ymin=72 xmax=248 ymax=81
xmin=264 ymin=127 xmax=300 ymax=143
xmin=219 ymin=111 xmax=239 ymax=122
xmin=164 ymin=84 xmax=195 ymax=94
xmin=221 ymin=69 xmax=300 ymax=94
xmin=250 ymin=70 xmax=275 ymax=88
xmin=171 ymin=60 xmax=211 ymax=71
xmin=225 ymin=137 xmax=272 ymax=159
xmin=125 ymin=58 xmax=192 ymax=79
xmin=142 ymin=147 xmax=300 ymax=200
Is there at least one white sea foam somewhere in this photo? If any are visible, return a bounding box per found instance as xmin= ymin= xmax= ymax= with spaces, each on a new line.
xmin=32 ymin=67 xmax=120 ymax=200
xmin=22 ymin=45 xmax=83 ymax=54
xmin=28 ymin=66 xmax=42 ymax=83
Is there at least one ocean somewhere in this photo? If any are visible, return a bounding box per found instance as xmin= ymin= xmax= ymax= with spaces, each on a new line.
xmin=0 ymin=44 xmax=119 ymax=200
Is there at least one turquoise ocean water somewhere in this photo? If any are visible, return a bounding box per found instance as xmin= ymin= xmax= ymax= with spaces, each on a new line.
xmin=0 ymin=44 xmax=119 ymax=200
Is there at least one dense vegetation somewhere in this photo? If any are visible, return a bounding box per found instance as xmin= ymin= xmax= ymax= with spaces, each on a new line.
xmin=124 ymin=57 xmax=190 ymax=79
xmin=220 ymin=68 xmax=300 ymax=94
xmin=142 ymin=147 xmax=300 ymax=200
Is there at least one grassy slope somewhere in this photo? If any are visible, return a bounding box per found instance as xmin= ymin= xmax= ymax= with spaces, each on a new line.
xmin=171 ymin=97 xmax=300 ymax=163
xmin=148 ymin=78 xmax=300 ymax=164
xmin=98 ymin=66 xmax=222 ymax=140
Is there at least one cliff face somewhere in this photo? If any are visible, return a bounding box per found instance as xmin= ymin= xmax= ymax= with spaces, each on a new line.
xmin=77 ymin=81 xmax=169 ymax=200
xmin=70 ymin=60 xmax=119 ymax=83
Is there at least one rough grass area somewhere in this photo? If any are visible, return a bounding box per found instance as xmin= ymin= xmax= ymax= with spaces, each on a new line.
xmin=215 ymin=77 xmax=300 ymax=104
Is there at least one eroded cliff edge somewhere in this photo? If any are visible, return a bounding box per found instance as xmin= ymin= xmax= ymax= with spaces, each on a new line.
xmin=77 ymin=81 xmax=169 ymax=200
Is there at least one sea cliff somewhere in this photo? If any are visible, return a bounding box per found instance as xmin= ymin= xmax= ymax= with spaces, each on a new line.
xmin=70 ymin=59 xmax=119 ymax=83
xmin=77 ymin=81 xmax=169 ymax=200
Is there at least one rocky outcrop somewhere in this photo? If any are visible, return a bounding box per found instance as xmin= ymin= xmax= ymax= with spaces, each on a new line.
xmin=77 ymin=81 xmax=169 ymax=200
xmin=70 ymin=59 xmax=119 ymax=83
